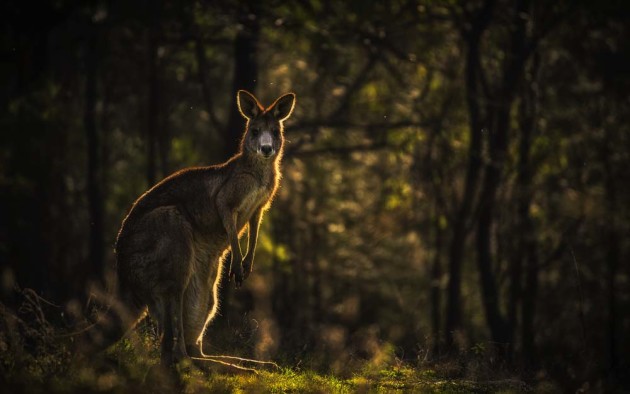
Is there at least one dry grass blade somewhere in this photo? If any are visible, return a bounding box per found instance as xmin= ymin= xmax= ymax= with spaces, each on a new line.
xmin=190 ymin=356 xmax=259 ymax=374
xmin=197 ymin=353 xmax=280 ymax=369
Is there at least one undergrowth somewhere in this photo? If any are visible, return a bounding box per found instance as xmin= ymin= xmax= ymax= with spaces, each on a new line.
xmin=0 ymin=291 xmax=554 ymax=393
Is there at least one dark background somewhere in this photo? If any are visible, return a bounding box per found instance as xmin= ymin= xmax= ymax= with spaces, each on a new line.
xmin=1 ymin=0 xmax=629 ymax=390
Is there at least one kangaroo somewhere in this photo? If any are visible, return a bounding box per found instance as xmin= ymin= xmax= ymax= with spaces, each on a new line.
xmin=112 ymin=90 xmax=295 ymax=366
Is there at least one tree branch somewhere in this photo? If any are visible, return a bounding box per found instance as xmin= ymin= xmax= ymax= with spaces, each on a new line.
xmin=286 ymin=119 xmax=432 ymax=133
xmin=286 ymin=141 xmax=390 ymax=158
xmin=328 ymin=54 xmax=379 ymax=120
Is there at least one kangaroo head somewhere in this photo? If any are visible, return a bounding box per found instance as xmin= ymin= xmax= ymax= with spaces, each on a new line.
xmin=237 ymin=90 xmax=296 ymax=159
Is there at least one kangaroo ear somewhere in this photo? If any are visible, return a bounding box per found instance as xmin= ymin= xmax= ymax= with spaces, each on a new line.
xmin=269 ymin=93 xmax=296 ymax=122
xmin=237 ymin=90 xmax=263 ymax=120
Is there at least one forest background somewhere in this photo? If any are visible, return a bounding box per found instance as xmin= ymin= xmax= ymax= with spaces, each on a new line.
xmin=1 ymin=0 xmax=629 ymax=391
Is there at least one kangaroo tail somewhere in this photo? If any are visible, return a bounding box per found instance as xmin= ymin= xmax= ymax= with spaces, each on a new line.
xmin=74 ymin=283 xmax=145 ymax=355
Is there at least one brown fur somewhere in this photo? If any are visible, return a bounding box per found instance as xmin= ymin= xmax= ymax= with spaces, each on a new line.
xmin=114 ymin=90 xmax=295 ymax=365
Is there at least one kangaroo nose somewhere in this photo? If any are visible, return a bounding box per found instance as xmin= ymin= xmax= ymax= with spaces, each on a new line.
xmin=261 ymin=145 xmax=273 ymax=156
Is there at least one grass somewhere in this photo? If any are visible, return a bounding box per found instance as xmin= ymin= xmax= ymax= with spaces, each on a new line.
xmin=1 ymin=335 xmax=538 ymax=393
xmin=0 ymin=296 xmax=544 ymax=393
xmin=57 ymin=361 xmax=532 ymax=393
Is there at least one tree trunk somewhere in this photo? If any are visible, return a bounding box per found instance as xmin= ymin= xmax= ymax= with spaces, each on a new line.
xmin=521 ymin=242 xmax=539 ymax=368
xmin=146 ymin=0 xmax=161 ymax=185
xmin=474 ymin=79 xmax=516 ymax=356
xmin=194 ymin=39 xmax=223 ymax=149
xmin=507 ymin=239 xmax=522 ymax=356
xmin=431 ymin=210 xmax=443 ymax=355
xmin=475 ymin=172 xmax=510 ymax=348
xmin=85 ymin=22 xmax=104 ymax=281
xmin=519 ymin=54 xmax=540 ymax=369
xmin=474 ymin=0 xmax=530 ymax=356
xmin=158 ymin=104 xmax=169 ymax=177
xmin=222 ymin=5 xmax=260 ymax=160
xmin=603 ymin=126 xmax=619 ymax=378
xmin=445 ymin=0 xmax=495 ymax=348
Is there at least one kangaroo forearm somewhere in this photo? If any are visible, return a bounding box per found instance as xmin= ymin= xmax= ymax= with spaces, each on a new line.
xmin=219 ymin=209 xmax=242 ymax=261
xmin=229 ymin=232 xmax=243 ymax=262
xmin=242 ymin=210 xmax=262 ymax=280
xmin=231 ymin=238 xmax=242 ymax=261
xmin=246 ymin=209 xmax=262 ymax=257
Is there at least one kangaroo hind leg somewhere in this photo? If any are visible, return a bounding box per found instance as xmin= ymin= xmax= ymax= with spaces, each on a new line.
xmin=161 ymin=293 xmax=187 ymax=365
xmin=144 ymin=206 xmax=194 ymax=366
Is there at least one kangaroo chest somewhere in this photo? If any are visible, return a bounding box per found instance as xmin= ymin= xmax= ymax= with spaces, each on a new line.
xmin=239 ymin=186 xmax=268 ymax=214
xmin=233 ymin=171 xmax=275 ymax=228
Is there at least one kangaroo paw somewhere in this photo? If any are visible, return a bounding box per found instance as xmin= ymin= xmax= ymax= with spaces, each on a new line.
xmin=230 ymin=265 xmax=243 ymax=288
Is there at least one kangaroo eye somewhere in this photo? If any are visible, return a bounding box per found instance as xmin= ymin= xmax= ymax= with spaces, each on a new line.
xmin=251 ymin=128 xmax=260 ymax=136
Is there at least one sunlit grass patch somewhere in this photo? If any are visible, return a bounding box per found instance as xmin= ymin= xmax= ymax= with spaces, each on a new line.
xmin=204 ymin=368 xmax=353 ymax=393
xmin=346 ymin=364 xmax=529 ymax=393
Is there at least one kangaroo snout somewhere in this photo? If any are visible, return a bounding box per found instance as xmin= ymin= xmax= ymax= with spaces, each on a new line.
xmin=258 ymin=132 xmax=274 ymax=157
xmin=260 ymin=145 xmax=273 ymax=156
